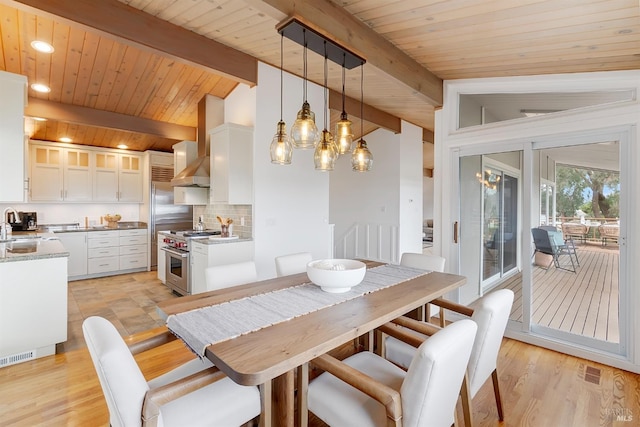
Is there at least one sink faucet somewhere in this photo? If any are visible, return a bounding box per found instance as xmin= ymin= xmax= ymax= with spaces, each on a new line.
xmin=3 ymin=207 xmax=20 ymax=224
xmin=1 ymin=207 xmax=20 ymax=240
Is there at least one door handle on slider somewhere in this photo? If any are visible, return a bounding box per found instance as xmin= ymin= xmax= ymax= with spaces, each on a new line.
xmin=453 ymin=221 xmax=459 ymax=244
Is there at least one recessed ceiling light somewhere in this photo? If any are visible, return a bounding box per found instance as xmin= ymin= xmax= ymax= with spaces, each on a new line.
xmin=117 ymin=144 xmax=128 ymax=149
xmin=31 ymin=83 xmax=51 ymax=93
xmin=31 ymin=117 xmax=47 ymax=122
xmin=30 ymin=40 xmax=54 ymax=53
xmin=59 ymin=137 xmax=72 ymax=143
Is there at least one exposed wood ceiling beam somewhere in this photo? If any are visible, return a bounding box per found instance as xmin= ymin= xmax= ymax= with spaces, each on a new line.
xmin=249 ymin=0 xmax=443 ymax=105
xmin=26 ymin=98 xmax=196 ymax=141
xmin=11 ymin=0 xmax=258 ymax=86
xmin=329 ymin=89 xmax=400 ymax=134
xmin=423 ymin=129 xmax=435 ymax=144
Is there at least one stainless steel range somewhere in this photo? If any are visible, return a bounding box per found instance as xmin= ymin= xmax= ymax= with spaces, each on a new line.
xmin=161 ymin=230 xmax=220 ymax=295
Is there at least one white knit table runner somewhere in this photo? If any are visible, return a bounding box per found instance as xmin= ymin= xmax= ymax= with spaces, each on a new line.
xmin=167 ymin=264 xmax=430 ymax=356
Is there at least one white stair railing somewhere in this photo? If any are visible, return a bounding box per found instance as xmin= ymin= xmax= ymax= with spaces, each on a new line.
xmin=334 ymin=222 xmax=399 ymax=264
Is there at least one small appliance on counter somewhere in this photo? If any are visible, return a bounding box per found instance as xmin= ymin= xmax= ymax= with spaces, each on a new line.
xmin=9 ymin=211 xmax=38 ymax=231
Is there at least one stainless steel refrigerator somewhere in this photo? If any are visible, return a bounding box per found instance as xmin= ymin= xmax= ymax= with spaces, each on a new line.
xmin=150 ymin=182 xmax=193 ymax=269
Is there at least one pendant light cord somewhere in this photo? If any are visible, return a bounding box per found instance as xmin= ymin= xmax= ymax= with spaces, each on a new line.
xmin=341 ymin=53 xmax=346 ymax=114
xmin=323 ymin=41 xmax=328 ymax=130
xmin=303 ymin=29 xmax=307 ymax=103
xmin=360 ymin=61 xmax=364 ymax=137
xmin=280 ymin=33 xmax=284 ymax=121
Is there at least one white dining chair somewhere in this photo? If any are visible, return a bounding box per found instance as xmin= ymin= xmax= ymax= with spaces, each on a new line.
xmin=400 ymin=252 xmax=446 ymax=272
xmin=205 ymin=261 xmax=258 ymax=291
xmin=82 ymin=316 xmax=261 ymax=427
xmin=384 ymin=289 xmax=514 ymax=427
xmin=307 ymin=319 xmax=477 ymax=427
xmin=275 ymin=252 xmax=313 ymax=277
xmin=400 ymin=252 xmax=446 ymax=322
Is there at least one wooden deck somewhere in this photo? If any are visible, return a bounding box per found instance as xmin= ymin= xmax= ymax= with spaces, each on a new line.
xmin=498 ymin=243 xmax=619 ymax=343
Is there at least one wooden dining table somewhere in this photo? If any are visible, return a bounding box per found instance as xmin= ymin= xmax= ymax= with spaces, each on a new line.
xmin=157 ymin=260 xmax=467 ymax=427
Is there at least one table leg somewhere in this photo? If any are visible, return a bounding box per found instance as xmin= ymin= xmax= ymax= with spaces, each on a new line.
xmin=259 ymin=381 xmax=272 ymax=427
xmin=297 ymin=363 xmax=309 ymax=427
xmin=273 ymin=370 xmax=295 ymax=427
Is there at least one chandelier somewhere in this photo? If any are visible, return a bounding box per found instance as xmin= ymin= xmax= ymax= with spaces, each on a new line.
xmin=274 ymin=17 xmax=372 ymax=172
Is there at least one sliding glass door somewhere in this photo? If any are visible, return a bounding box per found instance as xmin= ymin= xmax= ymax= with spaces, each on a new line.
xmin=481 ymin=163 xmax=519 ymax=289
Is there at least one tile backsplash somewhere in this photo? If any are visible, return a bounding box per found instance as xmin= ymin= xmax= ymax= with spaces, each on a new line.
xmin=194 ymin=204 xmax=252 ymax=237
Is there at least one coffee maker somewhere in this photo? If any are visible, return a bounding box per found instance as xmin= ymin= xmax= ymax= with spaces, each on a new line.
xmin=9 ymin=212 xmax=38 ymax=231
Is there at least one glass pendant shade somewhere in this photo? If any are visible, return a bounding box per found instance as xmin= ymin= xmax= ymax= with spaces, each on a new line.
xmin=314 ymin=130 xmax=337 ymax=171
xmin=270 ymin=121 xmax=293 ymax=164
xmin=335 ymin=112 xmax=353 ymax=155
xmin=351 ymin=138 xmax=373 ymax=172
xmin=291 ymin=101 xmax=319 ymax=149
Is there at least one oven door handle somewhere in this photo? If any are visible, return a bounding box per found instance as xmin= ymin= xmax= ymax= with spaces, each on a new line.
xmin=161 ymin=247 xmax=189 ymax=258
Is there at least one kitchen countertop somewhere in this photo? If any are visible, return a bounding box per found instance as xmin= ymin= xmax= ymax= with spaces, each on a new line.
xmin=191 ymin=236 xmax=253 ymax=245
xmin=0 ymin=233 xmax=69 ymax=263
xmin=37 ymin=222 xmax=148 ymax=233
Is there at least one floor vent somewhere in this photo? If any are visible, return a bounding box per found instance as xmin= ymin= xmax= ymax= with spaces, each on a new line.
xmin=0 ymin=350 xmax=36 ymax=368
xmin=584 ymin=365 xmax=601 ymax=385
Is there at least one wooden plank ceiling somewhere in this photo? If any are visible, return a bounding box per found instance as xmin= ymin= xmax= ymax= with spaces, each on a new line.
xmin=1 ymin=0 xmax=639 ymax=170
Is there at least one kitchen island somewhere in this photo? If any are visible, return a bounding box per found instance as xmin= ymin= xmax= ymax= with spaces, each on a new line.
xmin=0 ymin=234 xmax=68 ymax=367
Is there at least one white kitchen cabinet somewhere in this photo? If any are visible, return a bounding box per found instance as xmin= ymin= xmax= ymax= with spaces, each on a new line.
xmin=93 ymin=152 xmax=142 ymax=202
xmin=56 ymin=232 xmax=88 ymax=278
xmin=119 ymin=228 xmax=147 ymax=271
xmin=210 ymin=124 xmax=253 ymax=204
xmin=0 ymin=71 xmax=27 ymax=203
xmin=29 ymin=145 xmax=63 ymax=201
xmin=30 ymin=144 xmax=92 ymax=202
xmin=87 ymin=230 xmax=119 ymax=274
xmin=190 ymin=239 xmax=254 ymax=295
xmin=174 ymin=187 xmax=208 ymax=205
xmin=0 ymin=256 xmax=67 ymax=363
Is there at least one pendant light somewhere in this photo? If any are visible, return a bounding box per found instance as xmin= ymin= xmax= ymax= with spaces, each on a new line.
xmin=291 ymin=29 xmax=320 ymax=149
xmin=335 ymin=53 xmax=353 ymax=155
xmin=351 ymin=62 xmax=373 ymax=172
xmin=314 ymin=41 xmax=337 ymax=171
xmin=270 ymin=34 xmax=293 ymax=164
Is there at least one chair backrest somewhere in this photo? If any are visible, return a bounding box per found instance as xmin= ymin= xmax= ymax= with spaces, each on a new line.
xmin=466 ymin=289 xmax=514 ymax=398
xmin=275 ymin=252 xmax=313 ymax=277
xmin=400 ymin=252 xmax=446 ymax=272
xmin=531 ymin=227 xmax=555 ymax=255
xmin=205 ymin=261 xmax=258 ymax=291
xmin=83 ymin=316 xmax=149 ymax=427
xmin=401 ymin=319 xmax=477 ymax=427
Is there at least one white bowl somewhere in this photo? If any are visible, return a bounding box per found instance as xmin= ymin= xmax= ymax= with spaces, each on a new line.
xmin=306 ymin=259 xmax=366 ymax=293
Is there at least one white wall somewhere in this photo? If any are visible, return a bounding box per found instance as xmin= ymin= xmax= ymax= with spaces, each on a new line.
xmin=330 ymin=121 xmax=423 ymax=263
xmin=398 ymin=121 xmax=424 ymax=255
xmin=0 ymin=202 xmax=141 ymax=226
xmin=252 ymin=62 xmax=331 ymax=279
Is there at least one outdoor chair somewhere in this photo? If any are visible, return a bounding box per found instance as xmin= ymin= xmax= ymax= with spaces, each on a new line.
xmin=539 ymin=225 xmax=579 ymax=266
xmin=532 ymin=227 xmax=578 ymax=273
xmin=561 ymin=222 xmax=589 ymax=244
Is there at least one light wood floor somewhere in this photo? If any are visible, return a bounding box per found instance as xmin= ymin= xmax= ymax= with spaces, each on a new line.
xmin=498 ymin=244 xmax=619 ymax=343
xmin=1 ymin=270 xmax=638 ymax=426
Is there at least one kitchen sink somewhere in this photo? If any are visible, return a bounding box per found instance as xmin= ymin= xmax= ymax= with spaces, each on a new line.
xmin=0 ymin=236 xmax=42 ymax=244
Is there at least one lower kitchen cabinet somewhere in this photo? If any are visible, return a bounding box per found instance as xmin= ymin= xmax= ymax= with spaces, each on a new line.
xmin=56 ymin=232 xmax=88 ymax=278
xmin=88 ymin=231 xmax=119 ymax=274
xmin=119 ymin=229 xmax=147 ymax=271
xmin=57 ymin=228 xmax=148 ymax=280
xmin=190 ymin=240 xmax=254 ymax=295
